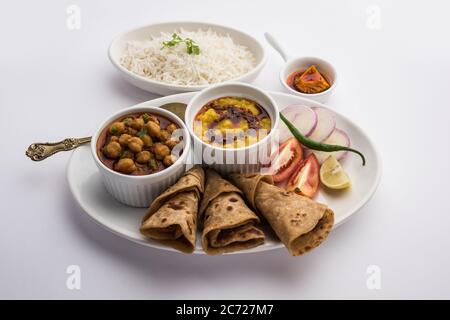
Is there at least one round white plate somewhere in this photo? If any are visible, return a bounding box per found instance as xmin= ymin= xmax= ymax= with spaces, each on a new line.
xmin=67 ymin=92 xmax=381 ymax=254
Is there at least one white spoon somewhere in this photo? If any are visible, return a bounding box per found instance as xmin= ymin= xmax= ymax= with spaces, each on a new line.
xmin=264 ymin=32 xmax=291 ymax=62
xmin=264 ymin=32 xmax=338 ymax=103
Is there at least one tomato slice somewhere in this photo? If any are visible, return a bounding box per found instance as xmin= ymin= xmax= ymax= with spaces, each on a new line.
xmin=269 ymin=137 xmax=303 ymax=183
xmin=286 ymin=153 xmax=320 ymax=198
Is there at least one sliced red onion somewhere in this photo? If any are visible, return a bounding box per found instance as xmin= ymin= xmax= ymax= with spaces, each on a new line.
xmin=308 ymin=107 xmax=336 ymax=142
xmin=279 ymin=104 xmax=317 ymax=143
xmin=311 ymin=128 xmax=351 ymax=164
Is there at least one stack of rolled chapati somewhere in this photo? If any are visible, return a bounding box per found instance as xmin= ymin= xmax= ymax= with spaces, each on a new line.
xmin=140 ymin=166 xmax=334 ymax=256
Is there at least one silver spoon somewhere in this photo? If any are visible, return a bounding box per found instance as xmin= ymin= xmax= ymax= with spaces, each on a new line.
xmin=25 ymin=102 xmax=187 ymax=161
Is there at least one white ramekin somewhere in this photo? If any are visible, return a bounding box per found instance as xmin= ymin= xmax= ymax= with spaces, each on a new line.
xmin=91 ymin=106 xmax=191 ymax=208
xmin=185 ymin=82 xmax=279 ymax=175
xmin=280 ymin=56 xmax=337 ymax=103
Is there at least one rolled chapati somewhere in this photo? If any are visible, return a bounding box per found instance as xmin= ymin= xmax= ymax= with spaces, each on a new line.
xmin=140 ymin=165 xmax=205 ymax=253
xmin=230 ymin=173 xmax=334 ymax=256
xmin=199 ymin=169 xmax=265 ymax=254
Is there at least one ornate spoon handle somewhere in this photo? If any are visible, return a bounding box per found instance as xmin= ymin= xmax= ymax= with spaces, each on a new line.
xmin=26 ymin=137 xmax=92 ymax=161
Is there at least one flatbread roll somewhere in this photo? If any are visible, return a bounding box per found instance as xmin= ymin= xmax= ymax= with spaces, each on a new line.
xmin=140 ymin=165 xmax=205 ymax=253
xmin=230 ymin=173 xmax=334 ymax=256
xmin=199 ymin=169 xmax=265 ymax=254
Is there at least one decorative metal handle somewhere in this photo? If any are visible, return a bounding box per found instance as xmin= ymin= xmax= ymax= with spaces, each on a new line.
xmin=26 ymin=137 xmax=92 ymax=161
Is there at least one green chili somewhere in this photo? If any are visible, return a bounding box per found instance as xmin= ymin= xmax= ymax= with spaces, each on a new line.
xmin=280 ymin=112 xmax=366 ymax=166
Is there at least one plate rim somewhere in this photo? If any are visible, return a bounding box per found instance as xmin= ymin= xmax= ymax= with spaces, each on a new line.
xmin=67 ymin=91 xmax=382 ymax=254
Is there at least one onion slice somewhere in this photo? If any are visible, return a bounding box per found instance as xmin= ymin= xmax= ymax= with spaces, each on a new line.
xmin=311 ymin=128 xmax=351 ymax=164
xmin=279 ymin=104 xmax=317 ymax=143
xmin=308 ymin=107 xmax=336 ymax=142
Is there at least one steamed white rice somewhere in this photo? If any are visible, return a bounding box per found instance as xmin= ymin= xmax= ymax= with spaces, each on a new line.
xmin=120 ymin=28 xmax=256 ymax=86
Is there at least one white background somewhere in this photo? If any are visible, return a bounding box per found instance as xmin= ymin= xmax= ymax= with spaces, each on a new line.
xmin=1 ymin=0 xmax=450 ymax=299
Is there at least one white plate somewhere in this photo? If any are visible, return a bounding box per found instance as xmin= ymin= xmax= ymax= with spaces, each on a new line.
xmin=108 ymin=21 xmax=266 ymax=96
xmin=67 ymin=92 xmax=382 ymax=254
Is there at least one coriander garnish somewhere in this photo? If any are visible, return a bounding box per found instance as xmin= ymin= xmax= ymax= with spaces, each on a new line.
xmin=137 ymin=128 xmax=148 ymax=138
xmin=142 ymin=113 xmax=150 ymax=123
xmin=162 ymin=33 xmax=200 ymax=55
xmin=148 ymin=158 xmax=157 ymax=169
xmin=120 ymin=151 xmax=134 ymax=159
xmin=109 ymin=125 xmax=118 ymax=134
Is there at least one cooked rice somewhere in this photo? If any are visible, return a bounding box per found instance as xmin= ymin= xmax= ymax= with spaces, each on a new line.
xmin=120 ymin=28 xmax=256 ymax=86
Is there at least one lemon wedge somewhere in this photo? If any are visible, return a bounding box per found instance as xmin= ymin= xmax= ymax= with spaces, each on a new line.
xmin=320 ymin=155 xmax=352 ymax=189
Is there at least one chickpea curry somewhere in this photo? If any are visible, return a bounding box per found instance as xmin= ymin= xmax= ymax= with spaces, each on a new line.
xmin=194 ymin=97 xmax=272 ymax=148
xmin=97 ymin=112 xmax=182 ymax=175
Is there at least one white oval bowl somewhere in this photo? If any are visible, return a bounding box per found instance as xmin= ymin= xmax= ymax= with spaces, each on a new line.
xmin=280 ymin=56 xmax=337 ymax=103
xmin=185 ymin=82 xmax=280 ymax=175
xmin=91 ymin=106 xmax=191 ymax=208
xmin=109 ymin=21 xmax=267 ymax=95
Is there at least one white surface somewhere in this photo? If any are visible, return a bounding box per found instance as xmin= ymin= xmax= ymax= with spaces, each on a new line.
xmin=109 ymin=21 xmax=266 ymax=95
xmin=1 ymin=0 xmax=450 ymax=299
xmin=67 ymin=91 xmax=380 ymax=254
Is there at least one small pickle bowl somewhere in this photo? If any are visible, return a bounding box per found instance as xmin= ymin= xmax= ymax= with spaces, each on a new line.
xmin=280 ymin=56 xmax=337 ymax=103
xmin=185 ymin=82 xmax=280 ymax=175
xmin=91 ymin=106 xmax=191 ymax=207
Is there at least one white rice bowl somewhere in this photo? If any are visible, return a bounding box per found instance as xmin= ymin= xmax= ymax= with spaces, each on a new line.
xmin=120 ymin=28 xmax=257 ymax=86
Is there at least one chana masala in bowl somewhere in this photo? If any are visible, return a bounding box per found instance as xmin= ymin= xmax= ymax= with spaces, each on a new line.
xmin=193 ymin=96 xmax=272 ymax=148
xmin=97 ymin=112 xmax=183 ymax=175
